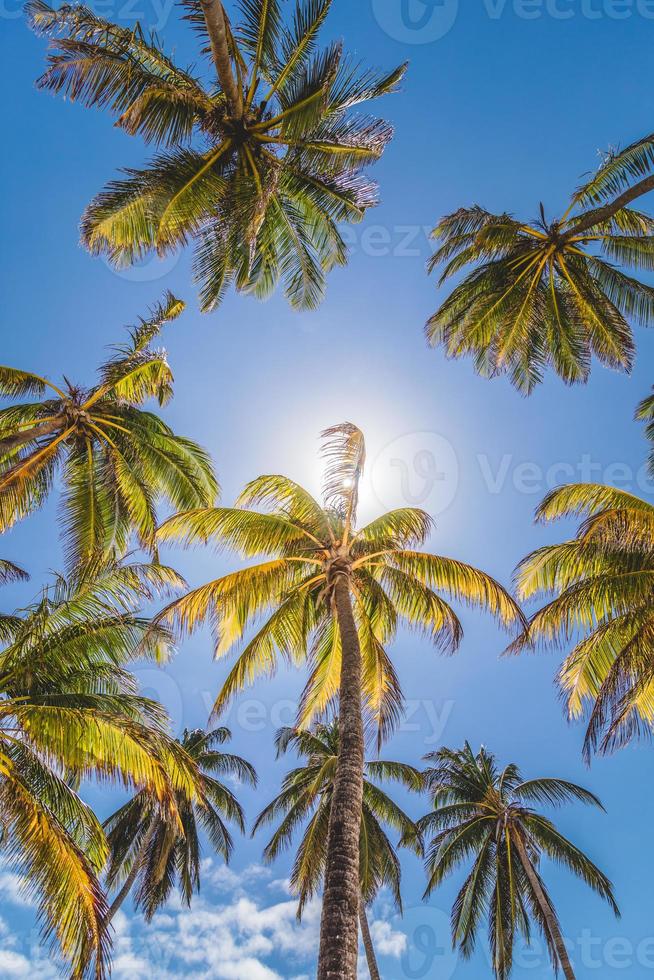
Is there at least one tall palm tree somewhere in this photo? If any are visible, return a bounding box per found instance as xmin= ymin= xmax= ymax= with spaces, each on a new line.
xmin=427 ymin=135 xmax=654 ymax=392
xmin=253 ymin=722 xmax=423 ymax=979
xmin=155 ymin=422 xmax=524 ymax=980
xmin=28 ymin=0 xmax=406 ymax=312
xmin=511 ymin=483 xmax=654 ymax=759
xmin=419 ymin=743 xmax=619 ymax=980
xmin=0 ymin=558 xmax=198 ymax=978
xmin=0 ymin=292 xmax=217 ymax=568
xmin=103 ymin=726 xmax=256 ymax=925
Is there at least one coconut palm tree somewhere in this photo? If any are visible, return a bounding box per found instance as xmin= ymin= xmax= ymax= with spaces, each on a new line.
xmin=420 ymin=743 xmax=619 ymax=980
xmin=0 ymin=558 xmax=198 ymax=978
xmin=155 ymin=422 xmax=524 ymax=980
xmin=427 ymin=135 xmax=654 ymax=392
xmin=28 ymin=0 xmax=406 ymax=312
xmin=253 ymin=722 xmax=422 ymax=979
xmin=511 ymin=483 xmax=654 ymax=759
xmin=102 ymin=726 xmax=256 ymax=925
xmin=0 ymin=292 xmax=217 ymax=569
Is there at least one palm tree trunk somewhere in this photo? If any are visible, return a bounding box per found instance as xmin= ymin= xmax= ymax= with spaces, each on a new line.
xmin=513 ymin=833 xmax=575 ymax=980
xmin=564 ymin=173 xmax=654 ymax=239
xmin=199 ymin=0 xmax=242 ymax=116
xmin=359 ymin=902 xmax=381 ymax=980
xmin=317 ymin=575 xmax=364 ymax=980
xmin=104 ymin=821 xmax=156 ymax=927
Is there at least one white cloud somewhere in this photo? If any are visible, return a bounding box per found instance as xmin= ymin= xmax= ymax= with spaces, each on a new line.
xmin=0 ymin=950 xmax=32 ymax=977
xmin=0 ymin=872 xmax=34 ymax=909
xmin=370 ymin=918 xmax=407 ymax=958
xmin=5 ymin=857 xmax=409 ymax=979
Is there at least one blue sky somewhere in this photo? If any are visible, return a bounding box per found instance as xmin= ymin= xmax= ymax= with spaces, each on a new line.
xmin=2 ymin=0 xmax=654 ymax=976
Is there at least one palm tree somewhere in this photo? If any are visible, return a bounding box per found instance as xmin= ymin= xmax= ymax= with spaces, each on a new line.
xmin=103 ymin=726 xmax=256 ymax=925
xmin=427 ymin=135 xmax=654 ymax=392
xmin=28 ymin=0 xmax=406 ymax=312
xmin=511 ymin=483 xmax=654 ymax=759
xmin=0 ymin=558 xmax=199 ymax=977
xmin=0 ymin=292 xmax=217 ymax=568
xmin=419 ymin=743 xmax=619 ymax=980
xmin=155 ymin=422 xmax=524 ymax=980
xmin=253 ymin=722 xmax=423 ymax=979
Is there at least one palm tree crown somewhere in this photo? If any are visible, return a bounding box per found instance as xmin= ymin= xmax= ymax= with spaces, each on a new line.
xmin=103 ymin=726 xmax=256 ymax=922
xmin=156 ymin=422 xmax=523 ymax=743
xmin=253 ymin=722 xmax=422 ymax=916
xmin=512 ymin=483 xmax=654 ymax=759
xmin=427 ymin=136 xmax=654 ymax=392
xmin=28 ymin=0 xmax=406 ymax=311
xmin=0 ymin=558 xmax=198 ymax=978
xmin=420 ymin=743 xmax=618 ymax=980
xmin=0 ymin=292 xmax=217 ymax=569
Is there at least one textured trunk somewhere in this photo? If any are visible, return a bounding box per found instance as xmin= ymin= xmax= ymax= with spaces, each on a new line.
xmin=564 ymin=173 xmax=654 ymax=239
xmin=317 ymin=575 xmax=364 ymax=980
xmin=513 ymin=833 xmax=575 ymax=980
xmin=104 ymin=821 xmax=156 ymax=927
xmin=0 ymin=419 xmax=61 ymax=454
xmin=199 ymin=0 xmax=242 ymax=116
xmin=359 ymin=903 xmax=381 ymax=980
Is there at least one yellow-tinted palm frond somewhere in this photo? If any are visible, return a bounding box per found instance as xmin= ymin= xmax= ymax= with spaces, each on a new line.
xmin=514 ymin=483 xmax=654 ymax=756
xmin=157 ymin=506 xmax=324 ymax=555
xmin=236 ymin=474 xmax=332 ymax=540
xmin=535 ymin=482 xmax=654 ymax=524
xmin=211 ymin=583 xmax=320 ymax=718
xmin=297 ymin=618 xmax=342 ymax=729
xmin=388 ymin=551 xmax=525 ymax=628
xmin=0 ymin=772 xmax=110 ymax=979
xmin=353 ymin=508 xmax=434 ymax=550
xmin=4 ymin=701 xmax=193 ymax=800
xmin=156 ymin=559 xmax=309 ymax=646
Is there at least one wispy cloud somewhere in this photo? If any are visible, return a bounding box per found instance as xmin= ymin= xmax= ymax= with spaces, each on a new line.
xmin=3 ymin=859 xmax=408 ymax=979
